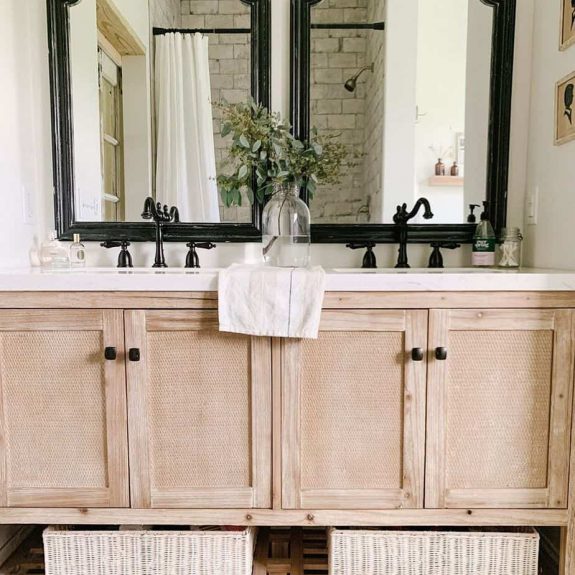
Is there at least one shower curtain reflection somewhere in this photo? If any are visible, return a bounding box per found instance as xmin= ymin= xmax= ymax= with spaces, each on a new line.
xmin=155 ymin=33 xmax=220 ymax=222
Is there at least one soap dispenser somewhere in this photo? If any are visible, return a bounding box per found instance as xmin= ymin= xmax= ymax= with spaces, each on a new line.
xmin=471 ymin=202 xmax=496 ymax=267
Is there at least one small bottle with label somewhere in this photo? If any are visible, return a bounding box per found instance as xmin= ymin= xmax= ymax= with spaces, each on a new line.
xmin=472 ymin=202 xmax=496 ymax=267
xmin=69 ymin=234 xmax=86 ymax=268
xmin=40 ymin=231 xmax=70 ymax=270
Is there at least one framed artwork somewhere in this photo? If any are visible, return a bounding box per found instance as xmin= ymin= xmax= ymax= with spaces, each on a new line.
xmin=555 ymin=71 xmax=575 ymax=145
xmin=560 ymin=0 xmax=575 ymax=51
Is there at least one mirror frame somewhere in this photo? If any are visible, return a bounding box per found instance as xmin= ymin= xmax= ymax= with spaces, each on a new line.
xmin=48 ymin=0 xmax=271 ymax=242
xmin=291 ymin=0 xmax=517 ymax=244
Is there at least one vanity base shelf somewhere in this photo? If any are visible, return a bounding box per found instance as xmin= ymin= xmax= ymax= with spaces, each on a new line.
xmin=253 ymin=528 xmax=328 ymax=575
xmin=0 ymin=509 xmax=566 ymax=527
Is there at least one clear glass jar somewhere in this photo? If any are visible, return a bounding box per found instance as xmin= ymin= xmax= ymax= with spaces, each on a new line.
xmin=40 ymin=230 xmax=70 ymax=270
xmin=262 ymin=183 xmax=311 ymax=267
xmin=498 ymin=227 xmax=523 ymax=268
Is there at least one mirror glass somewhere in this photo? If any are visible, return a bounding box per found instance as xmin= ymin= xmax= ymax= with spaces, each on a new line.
xmin=309 ymin=0 xmax=493 ymax=225
xmin=69 ymin=0 xmax=253 ymax=223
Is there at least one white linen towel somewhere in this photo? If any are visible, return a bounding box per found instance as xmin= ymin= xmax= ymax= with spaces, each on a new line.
xmin=218 ymin=265 xmax=326 ymax=339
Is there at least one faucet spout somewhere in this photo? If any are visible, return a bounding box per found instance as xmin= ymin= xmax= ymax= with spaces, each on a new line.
xmin=393 ymin=197 xmax=434 ymax=268
xmin=141 ymin=197 xmax=180 ymax=268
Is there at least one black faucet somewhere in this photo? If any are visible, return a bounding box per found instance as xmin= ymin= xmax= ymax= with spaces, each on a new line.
xmin=141 ymin=197 xmax=180 ymax=268
xmin=346 ymin=242 xmax=377 ymax=268
xmin=393 ymin=198 xmax=434 ymax=268
xmin=185 ymin=242 xmax=217 ymax=268
xmin=100 ymin=240 xmax=134 ymax=268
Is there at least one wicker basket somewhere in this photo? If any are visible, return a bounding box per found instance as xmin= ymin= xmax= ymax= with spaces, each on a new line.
xmin=43 ymin=526 xmax=256 ymax=575
xmin=328 ymin=527 xmax=540 ymax=575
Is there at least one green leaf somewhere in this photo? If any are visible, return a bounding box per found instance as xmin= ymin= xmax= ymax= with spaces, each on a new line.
xmin=239 ymin=134 xmax=250 ymax=148
xmin=238 ymin=165 xmax=249 ymax=180
xmin=221 ymin=123 xmax=232 ymax=138
xmin=312 ymin=143 xmax=323 ymax=155
xmin=246 ymin=187 xmax=255 ymax=204
xmin=252 ymin=140 xmax=262 ymax=153
xmin=292 ymin=139 xmax=305 ymax=150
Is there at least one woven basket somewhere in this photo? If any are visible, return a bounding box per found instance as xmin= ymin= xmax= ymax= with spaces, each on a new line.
xmin=43 ymin=526 xmax=256 ymax=575
xmin=329 ymin=528 xmax=540 ymax=575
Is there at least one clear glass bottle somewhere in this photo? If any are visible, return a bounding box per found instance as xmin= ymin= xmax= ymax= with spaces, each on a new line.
xmin=262 ymin=183 xmax=311 ymax=267
xmin=498 ymin=227 xmax=523 ymax=268
xmin=40 ymin=231 xmax=70 ymax=270
xmin=69 ymin=233 xmax=86 ymax=268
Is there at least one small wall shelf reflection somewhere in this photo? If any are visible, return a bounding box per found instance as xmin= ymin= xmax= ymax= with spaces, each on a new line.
xmin=428 ymin=176 xmax=465 ymax=187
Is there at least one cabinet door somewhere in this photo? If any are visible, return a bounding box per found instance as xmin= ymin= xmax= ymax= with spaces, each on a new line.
xmin=0 ymin=310 xmax=128 ymax=508
xmin=282 ymin=310 xmax=428 ymax=510
xmin=126 ymin=311 xmax=272 ymax=509
xmin=427 ymin=309 xmax=573 ymax=509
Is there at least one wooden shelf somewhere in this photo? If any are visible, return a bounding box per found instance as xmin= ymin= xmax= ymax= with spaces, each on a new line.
xmin=428 ymin=176 xmax=464 ymax=187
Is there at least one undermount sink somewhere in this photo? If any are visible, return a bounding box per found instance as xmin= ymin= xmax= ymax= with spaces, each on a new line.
xmin=331 ymin=267 xmax=517 ymax=274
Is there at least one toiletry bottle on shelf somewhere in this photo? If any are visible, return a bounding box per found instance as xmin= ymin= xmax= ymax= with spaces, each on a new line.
xmin=472 ymin=202 xmax=496 ymax=267
xmin=435 ymin=159 xmax=445 ymax=176
xmin=40 ymin=231 xmax=70 ymax=270
xmin=69 ymin=233 xmax=86 ymax=268
xmin=450 ymin=162 xmax=459 ymax=176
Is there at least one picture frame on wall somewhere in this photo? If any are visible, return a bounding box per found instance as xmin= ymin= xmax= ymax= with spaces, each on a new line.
xmin=555 ymin=71 xmax=575 ymax=145
xmin=560 ymin=0 xmax=575 ymax=50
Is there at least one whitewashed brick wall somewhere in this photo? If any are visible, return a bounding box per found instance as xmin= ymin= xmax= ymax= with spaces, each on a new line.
xmin=180 ymin=0 xmax=252 ymax=223
xmin=364 ymin=0 xmax=385 ymax=222
xmin=150 ymin=0 xmax=182 ymax=28
xmin=309 ymin=0 xmax=371 ymax=224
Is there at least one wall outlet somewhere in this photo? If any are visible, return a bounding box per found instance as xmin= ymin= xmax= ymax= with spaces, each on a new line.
xmin=526 ymin=185 xmax=539 ymax=225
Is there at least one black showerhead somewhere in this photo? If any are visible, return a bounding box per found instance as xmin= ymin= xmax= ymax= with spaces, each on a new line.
xmin=344 ymin=63 xmax=374 ymax=93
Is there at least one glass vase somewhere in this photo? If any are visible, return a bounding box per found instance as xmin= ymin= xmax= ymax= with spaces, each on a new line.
xmin=262 ymin=184 xmax=311 ymax=267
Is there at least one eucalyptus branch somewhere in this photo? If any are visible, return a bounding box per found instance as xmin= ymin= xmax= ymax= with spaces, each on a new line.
xmin=216 ymin=100 xmax=350 ymax=208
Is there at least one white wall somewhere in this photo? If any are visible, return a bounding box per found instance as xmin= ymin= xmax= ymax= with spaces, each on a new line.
xmin=0 ymin=0 xmax=54 ymax=267
xmin=0 ymin=0 xmax=544 ymax=270
xmin=523 ymin=0 xmax=575 ymax=269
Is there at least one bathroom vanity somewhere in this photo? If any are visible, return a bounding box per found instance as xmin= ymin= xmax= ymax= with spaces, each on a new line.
xmin=0 ymin=270 xmax=572 ymax=518
xmin=0 ymin=268 xmax=574 ymax=572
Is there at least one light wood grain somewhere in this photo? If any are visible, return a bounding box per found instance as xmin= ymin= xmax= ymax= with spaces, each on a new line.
xmin=282 ymin=310 xmax=427 ymax=510
xmin=103 ymin=310 xmax=129 ymax=508
xmin=0 ymin=508 xmax=566 ymax=526
xmin=96 ymin=0 xmax=145 ymax=56
xmin=4 ymin=291 xmax=575 ymax=310
xmin=126 ymin=310 xmax=272 ymax=509
xmin=426 ymin=308 xmax=573 ymax=509
xmin=272 ymin=339 xmax=283 ymax=510
xmin=0 ymin=310 xmax=128 ymax=508
xmin=151 ymin=488 xmax=255 ymax=509
xmin=124 ymin=310 xmax=151 ymax=508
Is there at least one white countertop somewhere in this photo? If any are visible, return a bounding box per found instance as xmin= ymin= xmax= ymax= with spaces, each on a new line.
xmin=0 ymin=267 xmax=575 ymax=292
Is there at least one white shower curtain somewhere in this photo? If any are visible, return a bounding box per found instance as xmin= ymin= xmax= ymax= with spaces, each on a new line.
xmin=155 ymin=33 xmax=220 ymax=222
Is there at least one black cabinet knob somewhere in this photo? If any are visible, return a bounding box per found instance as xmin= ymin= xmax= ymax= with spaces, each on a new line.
xmin=411 ymin=348 xmax=424 ymax=362
xmin=128 ymin=348 xmax=141 ymax=362
xmin=435 ymin=347 xmax=448 ymax=361
xmin=104 ymin=347 xmax=117 ymax=361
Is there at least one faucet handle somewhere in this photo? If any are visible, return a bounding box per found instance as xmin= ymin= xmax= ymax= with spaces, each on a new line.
xmin=185 ymin=242 xmax=216 ymax=269
xmin=428 ymin=242 xmax=460 ymax=269
xmin=346 ymin=242 xmax=377 ymax=269
xmin=100 ymin=241 xmax=134 ymax=268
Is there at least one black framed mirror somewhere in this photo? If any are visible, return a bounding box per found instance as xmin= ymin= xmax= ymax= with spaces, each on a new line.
xmin=291 ymin=0 xmax=516 ymax=244
xmin=48 ymin=0 xmax=270 ymax=242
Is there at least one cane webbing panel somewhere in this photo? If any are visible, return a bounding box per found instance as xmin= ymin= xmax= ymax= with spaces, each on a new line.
xmin=147 ymin=331 xmax=251 ymax=489
xmin=0 ymin=331 xmax=108 ymax=489
xmin=300 ymin=332 xmax=404 ymax=490
xmin=446 ymin=330 xmax=553 ymax=489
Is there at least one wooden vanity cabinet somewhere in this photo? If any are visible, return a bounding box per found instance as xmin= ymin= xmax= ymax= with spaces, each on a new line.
xmin=125 ymin=310 xmax=272 ymax=509
xmin=282 ymin=310 xmax=428 ymax=510
xmin=0 ymin=310 xmax=129 ymax=508
xmin=426 ymin=309 xmax=574 ymax=509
